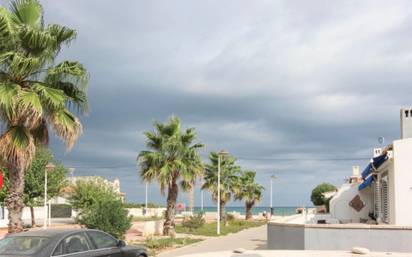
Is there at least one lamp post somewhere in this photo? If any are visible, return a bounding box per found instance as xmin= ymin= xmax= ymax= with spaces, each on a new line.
xmin=144 ymin=182 xmax=148 ymax=216
xmin=217 ymin=150 xmax=229 ymax=235
xmin=270 ymin=175 xmax=277 ymax=216
xmin=43 ymin=163 xmax=55 ymax=229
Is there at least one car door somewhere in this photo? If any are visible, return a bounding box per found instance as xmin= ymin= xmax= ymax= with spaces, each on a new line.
xmin=86 ymin=230 xmax=123 ymax=257
xmin=52 ymin=232 xmax=96 ymax=257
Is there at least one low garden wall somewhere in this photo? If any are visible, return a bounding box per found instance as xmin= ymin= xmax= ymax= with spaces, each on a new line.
xmin=267 ymin=222 xmax=412 ymax=253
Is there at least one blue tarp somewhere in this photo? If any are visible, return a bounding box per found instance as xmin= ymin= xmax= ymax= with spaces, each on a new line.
xmin=361 ymin=163 xmax=373 ymax=179
xmin=359 ymin=153 xmax=388 ymax=191
xmin=359 ymin=174 xmax=374 ymax=190
xmin=361 ymin=153 xmax=388 ymax=179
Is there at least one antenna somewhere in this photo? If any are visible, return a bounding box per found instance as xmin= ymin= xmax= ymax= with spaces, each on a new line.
xmin=378 ymin=137 xmax=385 ymax=147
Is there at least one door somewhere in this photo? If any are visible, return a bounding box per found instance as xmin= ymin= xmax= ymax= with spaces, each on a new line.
xmin=86 ymin=230 xmax=123 ymax=257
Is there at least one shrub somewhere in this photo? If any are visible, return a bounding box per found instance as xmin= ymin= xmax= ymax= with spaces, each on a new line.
xmin=225 ymin=213 xmax=235 ymax=222
xmin=310 ymin=183 xmax=337 ymax=206
xmin=182 ymin=213 xmax=205 ymax=231
xmin=68 ymin=177 xmax=119 ymax=211
xmin=51 ymin=204 xmax=72 ymax=218
xmin=77 ymin=199 xmax=132 ymax=239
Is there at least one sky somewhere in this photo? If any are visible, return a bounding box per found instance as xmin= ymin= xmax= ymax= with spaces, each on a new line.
xmin=4 ymin=0 xmax=412 ymax=207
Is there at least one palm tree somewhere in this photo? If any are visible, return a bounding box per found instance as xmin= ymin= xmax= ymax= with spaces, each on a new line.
xmin=138 ymin=116 xmax=203 ymax=235
xmin=202 ymin=152 xmax=241 ymax=221
xmin=0 ymin=0 xmax=88 ymax=233
xmin=235 ymin=171 xmax=264 ymax=220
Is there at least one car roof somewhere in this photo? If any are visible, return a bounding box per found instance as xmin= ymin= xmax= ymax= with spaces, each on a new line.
xmin=6 ymin=228 xmax=91 ymax=238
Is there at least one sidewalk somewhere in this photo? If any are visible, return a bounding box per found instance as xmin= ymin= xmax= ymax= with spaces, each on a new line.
xmin=157 ymin=224 xmax=267 ymax=257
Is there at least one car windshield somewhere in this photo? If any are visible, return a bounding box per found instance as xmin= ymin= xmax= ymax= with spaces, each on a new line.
xmin=0 ymin=236 xmax=50 ymax=255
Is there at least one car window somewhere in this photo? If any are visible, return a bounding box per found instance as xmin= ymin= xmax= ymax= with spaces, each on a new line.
xmin=87 ymin=231 xmax=118 ymax=249
xmin=0 ymin=236 xmax=50 ymax=255
xmin=60 ymin=233 xmax=91 ymax=255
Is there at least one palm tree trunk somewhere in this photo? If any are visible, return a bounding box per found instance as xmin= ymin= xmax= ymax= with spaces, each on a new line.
xmin=188 ymin=187 xmax=194 ymax=214
xmin=5 ymin=166 xmax=25 ymax=233
xmin=163 ymin=181 xmax=178 ymax=236
xmin=245 ymin=202 xmax=254 ymax=220
xmin=219 ymin=200 xmax=225 ymax=221
xmin=30 ymin=206 xmax=36 ymax=227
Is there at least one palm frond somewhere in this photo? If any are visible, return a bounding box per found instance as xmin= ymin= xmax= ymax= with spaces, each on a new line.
xmin=10 ymin=0 xmax=43 ymax=28
xmin=0 ymin=125 xmax=35 ymax=169
xmin=33 ymin=83 xmax=66 ymax=110
xmin=47 ymin=61 xmax=88 ymax=90
xmin=47 ymin=24 xmax=76 ymax=47
xmin=48 ymin=108 xmax=82 ymax=150
xmin=0 ymin=83 xmax=19 ymax=120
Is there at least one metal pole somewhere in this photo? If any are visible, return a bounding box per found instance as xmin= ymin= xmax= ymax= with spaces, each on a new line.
xmin=201 ymin=188 xmax=204 ymax=211
xmin=270 ymin=178 xmax=273 ymax=210
xmin=217 ymin=154 xmax=221 ymax=235
xmin=145 ymin=182 xmax=148 ymax=216
xmin=48 ymin=200 xmax=51 ymax=227
xmin=43 ymin=170 xmax=47 ymax=229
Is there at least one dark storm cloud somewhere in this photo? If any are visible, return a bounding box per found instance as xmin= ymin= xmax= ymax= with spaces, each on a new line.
xmin=28 ymin=0 xmax=412 ymax=206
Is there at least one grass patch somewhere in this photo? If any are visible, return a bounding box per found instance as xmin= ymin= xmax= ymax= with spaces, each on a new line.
xmin=132 ymin=216 xmax=163 ymax=222
xmin=143 ymin=237 xmax=202 ymax=256
xmin=175 ymin=220 xmax=266 ymax=236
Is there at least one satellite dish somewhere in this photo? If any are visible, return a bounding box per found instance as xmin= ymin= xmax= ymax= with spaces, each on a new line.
xmin=378 ymin=137 xmax=385 ymax=146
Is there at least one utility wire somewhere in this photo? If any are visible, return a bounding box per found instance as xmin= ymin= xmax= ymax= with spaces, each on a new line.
xmin=68 ymin=156 xmax=370 ymax=169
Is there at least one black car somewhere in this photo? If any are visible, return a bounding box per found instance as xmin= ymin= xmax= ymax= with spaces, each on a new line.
xmin=0 ymin=228 xmax=147 ymax=257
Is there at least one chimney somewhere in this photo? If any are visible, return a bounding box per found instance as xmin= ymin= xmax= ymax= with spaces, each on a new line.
xmin=401 ymin=107 xmax=412 ymax=139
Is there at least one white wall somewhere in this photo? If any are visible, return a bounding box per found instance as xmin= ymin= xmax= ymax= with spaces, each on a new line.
xmin=329 ymin=183 xmax=373 ymax=223
xmin=392 ymin=138 xmax=412 ymax=226
xmin=0 ymin=206 xmax=48 ymax=228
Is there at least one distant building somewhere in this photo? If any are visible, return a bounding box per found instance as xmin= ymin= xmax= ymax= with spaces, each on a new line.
xmin=53 ymin=176 xmax=125 ymax=204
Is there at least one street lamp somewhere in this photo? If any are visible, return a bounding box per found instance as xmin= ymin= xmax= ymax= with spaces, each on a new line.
xmin=217 ymin=150 xmax=229 ymax=235
xmin=43 ymin=163 xmax=55 ymax=229
xmin=144 ymin=182 xmax=149 ymax=216
xmin=270 ymin=175 xmax=277 ymax=216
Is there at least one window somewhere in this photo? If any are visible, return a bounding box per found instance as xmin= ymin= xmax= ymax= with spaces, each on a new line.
xmin=0 ymin=236 xmax=50 ymax=255
xmin=87 ymin=231 xmax=118 ymax=249
xmin=53 ymin=233 xmax=91 ymax=255
xmin=382 ymin=176 xmax=389 ymax=223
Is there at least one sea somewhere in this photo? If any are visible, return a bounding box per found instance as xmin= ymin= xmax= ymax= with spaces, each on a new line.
xmin=192 ymin=206 xmax=299 ymax=216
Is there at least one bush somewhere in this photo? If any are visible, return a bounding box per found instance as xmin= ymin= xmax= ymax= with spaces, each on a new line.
xmin=51 ymin=204 xmax=72 ymax=218
xmin=77 ymin=199 xmax=132 ymax=239
xmin=225 ymin=213 xmax=235 ymax=222
xmin=182 ymin=213 xmax=205 ymax=231
xmin=123 ymin=202 xmax=162 ymax=208
xmin=68 ymin=177 xmax=119 ymax=211
xmin=310 ymin=183 xmax=337 ymax=206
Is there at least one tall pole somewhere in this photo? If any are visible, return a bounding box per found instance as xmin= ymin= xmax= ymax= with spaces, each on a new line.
xmin=217 ymin=154 xmax=221 ymax=235
xmin=43 ymin=170 xmax=48 ymax=228
xmin=270 ymin=178 xmax=273 ymax=211
xmin=201 ymin=187 xmax=204 ymax=211
xmin=145 ymin=182 xmax=148 ymax=216
xmin=270 ymin=175 xmax=277 ymax=216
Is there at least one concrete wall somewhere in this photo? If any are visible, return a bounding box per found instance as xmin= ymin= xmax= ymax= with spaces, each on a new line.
xmin=392 ymin=139 xmax=412 ymax=226
xmin=268 ymin=222 xmax=412 ymax=253
xmin=127 ymin=208 xmax=166 ymax=217
xmin=0 ymin=206 xmax=48 ymax=228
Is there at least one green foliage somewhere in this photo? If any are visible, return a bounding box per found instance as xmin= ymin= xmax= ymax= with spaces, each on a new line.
xmin=202 ymin=152 xmax=241 ymax=205
xmin=77 ymin=199 xmax=132 ymax=239
xmin=68 ymin=177 xmax=118 ymax=211
xmin=51 ymin=204 xmax=72 ymax=218
xmin=123 ymin=202 xmax=162 ymax=208
xmin=175 ymin=220 xmax=266 ymax=237
xmin=310 ymin=183 xmax=337 ymax=206
xmin=225 ymin=213 xmax=235 ymax=222
xmin=235 ymin=171 xmax=264 ymax=205
xmin=0 ymin=0 xmax=88 ymax=170
xmin=138 ymin=116 xmax=204 ymax=194
xmin=182 ymin=213 xmax=205 ymax=231
xmin=23 ymin=147 xmax=67 ymax=207
xmin=0 ymin=147 xmax=67 ymax=205
xmin=143 ymin=237 xmax=202 ymax=256
xmin=138 ymin=116 xmax=204 ymax=234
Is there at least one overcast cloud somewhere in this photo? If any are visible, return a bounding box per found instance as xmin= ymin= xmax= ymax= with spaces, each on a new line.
xmin=5 ymin=0 xmax=411 ymax=206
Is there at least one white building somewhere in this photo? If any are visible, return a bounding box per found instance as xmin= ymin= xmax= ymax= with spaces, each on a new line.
xmin=329 ymin=107 xmax=412 ymax=226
